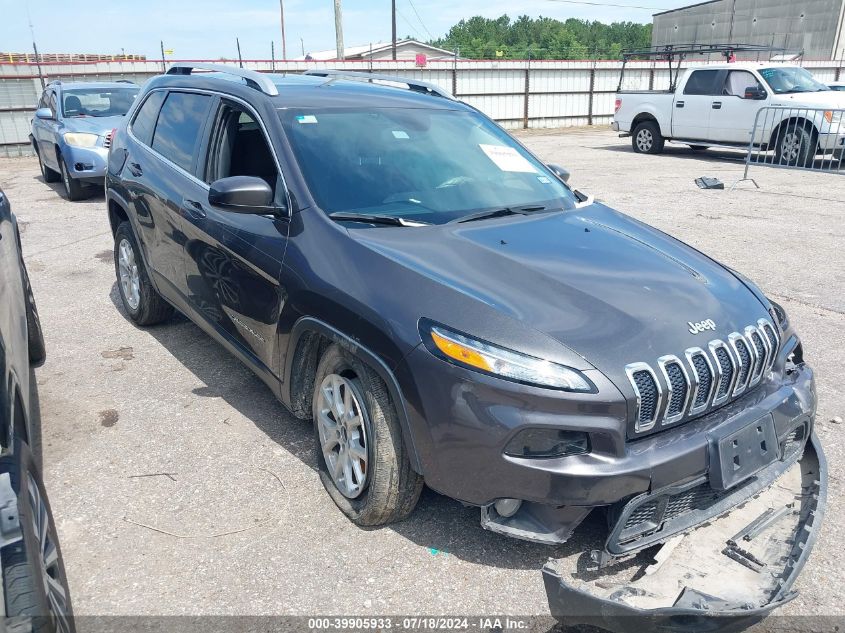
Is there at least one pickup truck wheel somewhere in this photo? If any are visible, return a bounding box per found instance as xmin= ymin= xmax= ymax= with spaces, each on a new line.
xmin=632 ymin=121 xmax=664 ymax=154
xmin=58 ymin=159 xmax=86 ymax=202
xmin=312 ymin=344 xmax=423 ymax=526
xmin=37 ymin=152 xmax=60 ymax=184
xmin=113 ymin=222 xmax=174 ymax=326
xmin=776 ymin=125 xmax=814 ymax=167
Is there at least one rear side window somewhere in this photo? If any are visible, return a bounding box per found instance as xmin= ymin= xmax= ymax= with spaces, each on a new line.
xmin=130 ymin=91 xmax=166 ymax=146
xmin=151 ymin=92 xmax=212 ymax=173
xmin=683 ymin=70 xmax=720 ymax=96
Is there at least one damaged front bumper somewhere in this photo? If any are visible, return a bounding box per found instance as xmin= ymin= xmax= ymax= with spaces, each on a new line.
xmin=542 ymin=433 xmax=826 ymax=631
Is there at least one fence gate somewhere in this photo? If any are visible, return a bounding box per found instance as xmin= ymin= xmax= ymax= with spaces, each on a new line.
xmin=736 ymin=105 xmax=845 ymax=187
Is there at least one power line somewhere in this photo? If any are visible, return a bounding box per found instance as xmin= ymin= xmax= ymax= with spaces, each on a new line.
xmin=406 ymin=0 xmax=434 ymax=40
xmin=395 ymin=7 xmax=424 ymax=39
xmin=545 ymin=0 xmax=663 ymax=10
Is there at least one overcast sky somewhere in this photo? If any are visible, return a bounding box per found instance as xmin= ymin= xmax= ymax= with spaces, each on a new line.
xmin=1 ymin=0 xmax=683 ymax=59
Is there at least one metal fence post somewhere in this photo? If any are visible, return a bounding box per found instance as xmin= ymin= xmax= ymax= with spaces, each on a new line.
xmin=588 ymin=62 xmax=596 ymax=126
xmin=523 ymin=62 xmax=530 ymax=130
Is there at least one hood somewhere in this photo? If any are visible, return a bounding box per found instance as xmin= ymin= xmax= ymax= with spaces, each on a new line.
xmin=348 ymin=204 xmax=769 ymax=381
xmin=61 ymin=115 xmax=125 ymax=136
xmin=772 ymin=91 xmax=845 ymax=107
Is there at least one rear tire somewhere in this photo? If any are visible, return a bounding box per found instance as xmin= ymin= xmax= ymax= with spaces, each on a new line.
xmin=312 ymin=344 xmax=422 ymax=527
xmin=113 ymin=222 xmax=174 ymax=326
xmin=1 ymin=441 xmax=74 ymax=633
xmin=58 ymin=158 xmax=86 ymax=202
xmin=632 ymin=120 xmax=664 ymax=154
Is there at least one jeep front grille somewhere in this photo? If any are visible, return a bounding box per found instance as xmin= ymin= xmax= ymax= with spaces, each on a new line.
xmin=626 ymin=319 xmax=779 ymax=435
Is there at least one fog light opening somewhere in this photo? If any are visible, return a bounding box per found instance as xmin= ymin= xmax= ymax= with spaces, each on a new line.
xmin=494 ymin=498 xmax=522 ymax=518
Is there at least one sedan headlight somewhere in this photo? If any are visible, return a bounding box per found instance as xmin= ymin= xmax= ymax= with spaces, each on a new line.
xmin=424 ymin=323 xmax=594 ymax=391
xmin=63 ymin=132 xmax=99 ymax=148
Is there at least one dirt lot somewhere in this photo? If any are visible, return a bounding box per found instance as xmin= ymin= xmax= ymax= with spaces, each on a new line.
xmin=1 ymin=128 xmax=843 ymax=623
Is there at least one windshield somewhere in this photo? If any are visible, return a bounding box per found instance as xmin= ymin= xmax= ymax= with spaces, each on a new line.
xmin=759 ymin=67 xmax=829 ymax=94
xmin=279 ymin=107 xmax=576 ymax=224
xmin=62 ymin=87 xmax=139 ymax=118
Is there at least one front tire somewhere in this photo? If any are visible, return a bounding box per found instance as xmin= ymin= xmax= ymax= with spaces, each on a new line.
xmin=21 ymin=261 xmax=46 ymax=367
xmin=312 ymin=344 xmax=422 ymax=526
xmin=632 ymin=120 xmax=664 ymax=154
xmin=58 ymin=158 xmax=86 ymax=202
xmin=37 ymin=152 xmax=60 ymax=184
xmin=113 ymin=222 xmax=173 ymax=326
xmin=0 ymin=441 xmax=74 ymax=633
xmin=775 ymin=124 xmax=814 ymax=167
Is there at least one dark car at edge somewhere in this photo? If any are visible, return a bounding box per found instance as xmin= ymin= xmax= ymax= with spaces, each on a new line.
xmin=103 ymin=64 xmax=825 ymax=628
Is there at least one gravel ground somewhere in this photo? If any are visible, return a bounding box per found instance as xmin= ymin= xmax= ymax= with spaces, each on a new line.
xmin=0 ymin=128 xmax=842 ymax=626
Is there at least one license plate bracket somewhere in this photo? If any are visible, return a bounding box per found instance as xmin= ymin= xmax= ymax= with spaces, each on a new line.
xmin=709 ymin=414 xmax=778 ymax=490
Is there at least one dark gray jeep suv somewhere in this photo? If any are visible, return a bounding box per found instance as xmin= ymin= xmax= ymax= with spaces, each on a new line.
xmin=104 ymin=64 xmax=824 ymax=627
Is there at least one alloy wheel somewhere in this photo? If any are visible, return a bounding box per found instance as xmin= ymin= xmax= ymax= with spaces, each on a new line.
xmin=117 ymin=238 xmax=141 ymax=311
xmin=316 ymin=374 xmax=369 ymax=499
xmin=27 ymin=473 xmax=71 ymax=633
xmin=636 ymin=128 xmax=653 ymax=152
xmin=781 ymin=132 xmax=801 ymax=162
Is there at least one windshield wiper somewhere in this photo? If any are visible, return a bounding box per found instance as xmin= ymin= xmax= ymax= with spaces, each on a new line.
xmin=452 ymin=205 xmax=546 ymax=224
xmin=328 ymin=212 xmax=430 ymax=227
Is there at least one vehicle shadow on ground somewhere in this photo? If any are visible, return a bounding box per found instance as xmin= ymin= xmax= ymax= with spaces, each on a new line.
xmin=30 ymin=174 xmax=104 ymax=203
xmin=600 ymin=142 xmax=843 ymax=170
xmin=107 ymin=283 xmax=605 ymax=573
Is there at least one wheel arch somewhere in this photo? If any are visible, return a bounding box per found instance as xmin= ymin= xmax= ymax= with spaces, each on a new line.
xmin=631 ymin=111 xmax=667 ymax=137
xmin=768 ymin=116 xmax=820 ymax=151
xmin=283 ymin=317 xmax=423 ymax=474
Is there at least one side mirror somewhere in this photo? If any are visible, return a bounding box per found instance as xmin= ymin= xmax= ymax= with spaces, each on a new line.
xmin=35 ymin=107 xmax=54 ymax=120
xmin=546 ymin=163 xmax=571 ymax=183
xmin=744 ymin=86 xmax=767 ymax=100
xmin=208 ymin=176 xmax=275 ymax=214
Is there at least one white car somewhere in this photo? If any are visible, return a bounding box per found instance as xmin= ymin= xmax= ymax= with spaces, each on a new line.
xmin=613 ymin=63 xmax=845 ymax=163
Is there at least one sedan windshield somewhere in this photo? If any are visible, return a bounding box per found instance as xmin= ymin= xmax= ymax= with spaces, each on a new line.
xmin=62 ymin=87 xmax=139 ymax=118
xmin=759 ymin=67 xmax=829 ymax=94
xmin=279 ymin=107 xmax=576 ymax=224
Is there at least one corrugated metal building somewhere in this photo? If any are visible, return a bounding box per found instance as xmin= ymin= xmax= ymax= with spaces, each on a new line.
xmin=652 ymin=0 xmax=845 ymax=60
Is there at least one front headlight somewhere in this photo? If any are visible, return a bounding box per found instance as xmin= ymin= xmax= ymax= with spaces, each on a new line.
xmin=63 ymin=132 xmax=99 ymax=148
xmin=424 ymin=323 xmax=594 ymax=391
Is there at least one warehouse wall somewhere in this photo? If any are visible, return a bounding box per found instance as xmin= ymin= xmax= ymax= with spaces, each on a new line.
xmin=2 ymin=57 xmax=844 ymax=157
xmin=652 ymin=0 xmax=845 ymax=60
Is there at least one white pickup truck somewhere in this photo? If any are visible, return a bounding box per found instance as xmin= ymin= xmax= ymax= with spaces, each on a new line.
xmin=613 ymin=63 xmax=845 ymax=164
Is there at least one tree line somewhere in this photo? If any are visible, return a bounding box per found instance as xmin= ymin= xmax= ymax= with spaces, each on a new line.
xmin=431 ymin=15 xmax=652 ymax=60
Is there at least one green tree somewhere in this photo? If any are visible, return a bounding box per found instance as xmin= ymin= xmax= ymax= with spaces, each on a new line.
xmin=433 ymin=15 xmax=651 ymax=59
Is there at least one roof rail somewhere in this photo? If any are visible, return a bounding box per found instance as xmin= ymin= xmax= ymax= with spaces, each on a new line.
xmin=303 ymin=69 xmax=454 ymax=100
xmin=166 ymin=62 xmax=279 ymax=97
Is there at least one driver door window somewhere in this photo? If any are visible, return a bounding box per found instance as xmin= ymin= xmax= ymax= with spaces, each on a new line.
xmin=710 ymin=71 xmax=766 ymax=143
xmin=205 ymin=103 xmax=279 ymax=198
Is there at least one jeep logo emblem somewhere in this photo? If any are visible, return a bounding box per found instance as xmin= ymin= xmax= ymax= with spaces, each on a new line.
xmin=688 ymin=319 xmax=716 ymax=335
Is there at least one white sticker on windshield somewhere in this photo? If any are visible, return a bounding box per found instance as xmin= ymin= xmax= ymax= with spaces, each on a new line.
xmin=392 ymin=130 xmax=409 ymax=139
xmin=479 ymin=144 xmax=537 ymax=173
xmin=537 ymin=175 xmax=552 ymax=184
xmin=296 ymin=115 xmax=318 ymax=124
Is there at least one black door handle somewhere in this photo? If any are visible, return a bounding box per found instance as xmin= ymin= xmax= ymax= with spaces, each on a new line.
xmin=675 ymin=101 xmax=685 ymax=108
xmin=182 ymin=199 xmax=207 ymax=219
xmin=712 ymin=101 xmax=722 ymax=109
xmin=128 ymin=162 xmax=143 ymax=177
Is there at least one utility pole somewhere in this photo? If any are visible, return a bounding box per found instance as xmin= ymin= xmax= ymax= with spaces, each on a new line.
xmin=236 ymin=37 xmax=243 ymax=68
xmin=160 ymin=41 xmax=166 ymax=73
xmin=334 ymin=0 xmax=344 ymax=60
xmin=391 ymin=0 xmax=397 ymax=60
xmin=279 ymin=0 xmax=287 ymax=59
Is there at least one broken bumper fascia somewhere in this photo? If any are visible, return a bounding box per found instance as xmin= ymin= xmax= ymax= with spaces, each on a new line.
xmin=541 ymin=433 xmax=827 ymax=632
